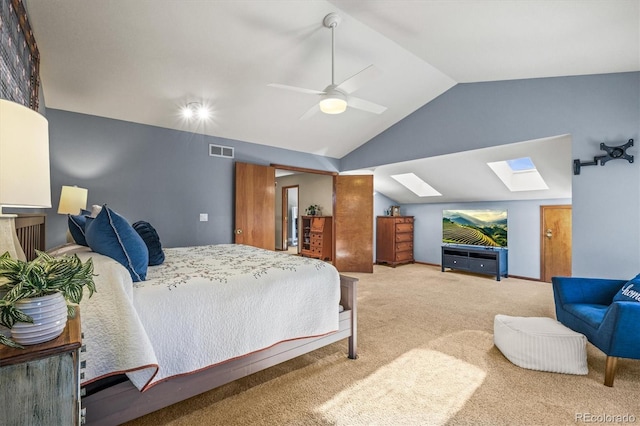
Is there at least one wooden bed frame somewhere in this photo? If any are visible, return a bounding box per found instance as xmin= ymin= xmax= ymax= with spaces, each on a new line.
xmin=14 ymin=216 xmax=358 ymax=425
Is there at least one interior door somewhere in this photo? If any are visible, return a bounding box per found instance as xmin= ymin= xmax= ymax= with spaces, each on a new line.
xmin=540 ymin=205 xmax=572 ymax=282
xmin=234 ymin=162 xmax=275 ymax=250
xmin=333 ymin=174 xmax=374 ymax=273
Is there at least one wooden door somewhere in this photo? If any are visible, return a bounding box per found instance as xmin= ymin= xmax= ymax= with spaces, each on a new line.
xmin=234 ymin=162 xmax=275 ymax=250
xmin=333 ymin=175 xmax=373 ymax=273
xmin=540 ymin=205 xmax=572 ymax=282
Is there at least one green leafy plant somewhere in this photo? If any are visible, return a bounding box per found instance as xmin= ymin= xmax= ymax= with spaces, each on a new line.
xmin=305 ymin=204 xmax=321 ymax=216
xmin=0 ymin=251 xmax=96 ymax=348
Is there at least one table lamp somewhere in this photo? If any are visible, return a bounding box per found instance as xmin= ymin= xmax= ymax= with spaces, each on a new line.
xmin=58 ymin=186 xmax=88 ymax=215
xmin=0 ymin=99 xmax=51 ymax=261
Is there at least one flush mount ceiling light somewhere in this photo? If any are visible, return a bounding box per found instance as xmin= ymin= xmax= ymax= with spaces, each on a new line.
xmin=181 ymin=102 xmax=210 ymax=120
xmin=268 ymin=12 xmax=387 ymax=119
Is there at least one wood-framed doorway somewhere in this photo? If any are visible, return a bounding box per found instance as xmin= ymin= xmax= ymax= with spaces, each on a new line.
xmin=540 ymin=205 xmax=572 ymax=282
xmin=235 ymin=162 xmax=373 ymax=273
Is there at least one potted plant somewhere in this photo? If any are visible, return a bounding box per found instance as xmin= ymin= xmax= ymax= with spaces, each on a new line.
xmin=306 ymin=204 xmax=321 ymax=216
xmin=0 ymin=251 xmax=96 ymax=348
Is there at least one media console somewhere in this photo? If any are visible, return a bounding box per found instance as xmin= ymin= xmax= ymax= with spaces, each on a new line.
xmin=441 ymin=245 xmax=508 ymax=281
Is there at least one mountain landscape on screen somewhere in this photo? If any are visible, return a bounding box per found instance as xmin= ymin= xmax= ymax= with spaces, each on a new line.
xmin=443 ymin=209 xmax=508 ymax=247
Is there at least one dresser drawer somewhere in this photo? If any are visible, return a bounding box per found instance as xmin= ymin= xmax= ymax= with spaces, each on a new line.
xmin=395 ymin=223 xmax=413 ymax=233
xmin=395 ymin=242 xmax=413 ymax=252
xmin=395 ymin=250 xmax=414 ymax=262
xmin=395 ymin=232 xmax=413 ymax=242
xmin=395 ymin=217 xmax=413 ymax=224
xmin=310 ymin=234 xmax=323 ymax=244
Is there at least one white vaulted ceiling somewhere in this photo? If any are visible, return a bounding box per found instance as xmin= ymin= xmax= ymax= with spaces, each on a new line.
xmin=22 ymin=0 xmax=639 ymax=202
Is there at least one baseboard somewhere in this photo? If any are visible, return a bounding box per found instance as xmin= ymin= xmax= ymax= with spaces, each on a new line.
xmin=413 ymin=261 xmax=542 ymax=282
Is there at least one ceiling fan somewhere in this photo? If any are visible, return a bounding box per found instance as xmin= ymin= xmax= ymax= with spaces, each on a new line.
xmin=268 ymin=12 xmax=387 ymax=119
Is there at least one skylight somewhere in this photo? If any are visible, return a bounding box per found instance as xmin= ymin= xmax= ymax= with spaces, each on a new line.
xmin=487 ymin=157 xmax=549 ymax=192
xmin=391 ymin=173 xmax=441 ymax=197
xmin=506 ymin=157 xmax=536 ymax=171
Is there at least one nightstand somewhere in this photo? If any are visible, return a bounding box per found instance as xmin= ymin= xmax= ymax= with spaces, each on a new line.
xmin=0 ymin=311 xmax=82 ymax=425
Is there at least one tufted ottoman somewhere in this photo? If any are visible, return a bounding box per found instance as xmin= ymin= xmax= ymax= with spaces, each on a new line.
xmin=493 ymin=315 xmax=588 ymax=375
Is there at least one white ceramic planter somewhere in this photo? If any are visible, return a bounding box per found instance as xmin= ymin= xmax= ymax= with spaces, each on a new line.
xmin=11 ymin=292 xmax=68 ymax=345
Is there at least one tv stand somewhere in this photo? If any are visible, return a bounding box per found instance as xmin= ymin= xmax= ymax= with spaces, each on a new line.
xmin=441 ymin=245 xmax=508 ymax=281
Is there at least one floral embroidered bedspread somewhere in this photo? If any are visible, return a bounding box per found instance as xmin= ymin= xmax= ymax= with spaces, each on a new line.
xmin=79 ymin=244 xmax=340 ymax=391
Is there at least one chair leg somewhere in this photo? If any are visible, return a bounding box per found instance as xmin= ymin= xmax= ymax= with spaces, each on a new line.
xmin=604 ymin=356 xmax=618 ymax=387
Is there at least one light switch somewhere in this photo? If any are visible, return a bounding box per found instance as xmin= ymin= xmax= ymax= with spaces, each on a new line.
xmin=199 ymin=213 xmax=208 ymax=222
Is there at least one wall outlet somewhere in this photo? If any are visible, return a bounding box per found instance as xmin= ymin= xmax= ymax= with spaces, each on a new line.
xmin=199 ymin=213 xmax=208 ymax=222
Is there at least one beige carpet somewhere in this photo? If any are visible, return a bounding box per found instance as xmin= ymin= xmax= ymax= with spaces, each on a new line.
xmin=126 ymin=264 xmax=640 ymax=425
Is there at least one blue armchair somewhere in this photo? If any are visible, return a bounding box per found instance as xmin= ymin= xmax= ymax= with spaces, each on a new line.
xmin=552 ymin=276 xmax=640 ymax=386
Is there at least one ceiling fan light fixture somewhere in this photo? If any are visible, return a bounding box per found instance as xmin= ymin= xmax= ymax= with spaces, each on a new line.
xmin=319 ymin=93 xmax=347 ymax=114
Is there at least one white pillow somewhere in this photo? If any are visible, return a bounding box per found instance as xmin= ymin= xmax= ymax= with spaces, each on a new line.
xmin=47 ymin=243 xmax=93 ymax=257
xmin=90 ymin=204 xmax=103 ymax=218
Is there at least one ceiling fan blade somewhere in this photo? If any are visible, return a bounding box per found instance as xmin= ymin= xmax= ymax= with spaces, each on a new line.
xmin=267 ymin=83 xmax=325 ymax=95
xmin=299 ymin=103 xmax=320 ymax=120
xmin=336 ymin=65 xmax=381 ymax=94
xmin=347 ymin=96 xmax=387 ymax=114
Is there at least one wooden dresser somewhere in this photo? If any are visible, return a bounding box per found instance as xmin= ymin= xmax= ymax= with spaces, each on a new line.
xmin=376 ymin=216 xmax=414 ymax=267
xmin=0 ymin=311 xmax=82 ymax=425
xmin=301 ymin=216 xmax=333 ymax=261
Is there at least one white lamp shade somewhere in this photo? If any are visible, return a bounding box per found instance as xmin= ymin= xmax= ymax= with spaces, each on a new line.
xmin=58 ymin=185 xmax=88 ymax=215
xmin=0 ymin=100 xmax=51 ymax=208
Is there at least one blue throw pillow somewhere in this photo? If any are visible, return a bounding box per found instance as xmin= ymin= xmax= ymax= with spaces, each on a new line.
xmin=613 ymin=274 xmax=640 ymax=303
xmin=68 ymin=214 xmax=89 ymax=246
xmin=132 ymin=221 xmax=165 ymax=266
xmin=85 ymin=205 xmax=149 ymax=282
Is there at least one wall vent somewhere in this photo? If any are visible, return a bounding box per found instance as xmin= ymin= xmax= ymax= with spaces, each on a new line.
xmin=209 ymin=144 xmax=234 ymax=159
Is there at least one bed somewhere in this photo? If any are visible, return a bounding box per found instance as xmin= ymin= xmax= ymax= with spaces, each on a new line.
xmin=14 ymin=215 xmax=358 ymax=425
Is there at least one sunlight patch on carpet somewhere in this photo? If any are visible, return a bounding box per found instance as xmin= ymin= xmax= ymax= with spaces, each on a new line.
xmin=316 ymin=348 xmax=486 ymax=425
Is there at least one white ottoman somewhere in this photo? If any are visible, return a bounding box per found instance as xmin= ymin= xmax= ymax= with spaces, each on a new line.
xmin=493 ymin=315 xmax=588 ymax=375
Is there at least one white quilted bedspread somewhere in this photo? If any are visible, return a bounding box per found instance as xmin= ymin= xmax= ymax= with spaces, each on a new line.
xmin=77 ymin=244 xmax=340 ymax=391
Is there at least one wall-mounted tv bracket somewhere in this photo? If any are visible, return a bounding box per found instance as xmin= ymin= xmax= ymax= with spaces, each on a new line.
xmin=573 ymin=139 xmax=634 ymax=175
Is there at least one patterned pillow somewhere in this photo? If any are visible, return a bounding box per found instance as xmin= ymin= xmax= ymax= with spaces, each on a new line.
xmin=613 ymin=274 xmax=640 ymax=303
xmin=68 ymin=214 xmax=89 ymax=246
xmin=132 ymin=221 xmax=165 ymax=266
xmin=85 ymin=205 xmax=149 ymax=282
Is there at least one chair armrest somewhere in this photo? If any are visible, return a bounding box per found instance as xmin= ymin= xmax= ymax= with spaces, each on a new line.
xmin=552 ymin=277 xmax=627 ymax=305
xmin=599 ymin=301 xmax=640 ymax=357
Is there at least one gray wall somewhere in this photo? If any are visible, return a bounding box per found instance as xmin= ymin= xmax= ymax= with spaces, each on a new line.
xmin=343 ymin=72 xmax=640 ymax=279
xmin=374 ymin=191 xmax=571 ymax=279
xmin=46 ymin=109 xmax=340 ymax=249
xmin=401 ymin=199 xmax=571 ymax=279
xmin=45 ymin=72 xmax=639 ymax=280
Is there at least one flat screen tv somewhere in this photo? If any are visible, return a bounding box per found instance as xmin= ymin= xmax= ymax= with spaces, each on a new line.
xmin=442 ymin=209 xmax=507 ymax=248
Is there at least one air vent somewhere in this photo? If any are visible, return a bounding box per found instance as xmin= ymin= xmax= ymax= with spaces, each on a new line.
xmin=209 ymin=144 xmax=234 ymax=159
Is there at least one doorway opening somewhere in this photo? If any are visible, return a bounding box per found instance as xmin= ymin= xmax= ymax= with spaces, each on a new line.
xmin=281 ymin=185 xmax=299 ymax=253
